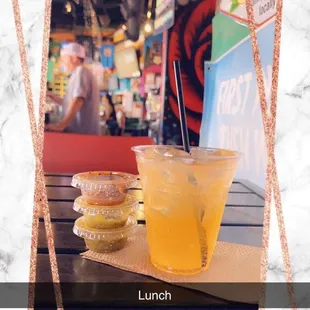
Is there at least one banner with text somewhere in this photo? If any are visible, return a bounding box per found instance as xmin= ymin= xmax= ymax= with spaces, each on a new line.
xmin=200 ymin=19 xmax=274 ymax=189
xmin=219 ymin=0 xmax=276 ymax=27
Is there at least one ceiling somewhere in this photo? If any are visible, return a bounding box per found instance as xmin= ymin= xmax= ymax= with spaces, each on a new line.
xmin=51 ymin=0 xmax=125 ymax=32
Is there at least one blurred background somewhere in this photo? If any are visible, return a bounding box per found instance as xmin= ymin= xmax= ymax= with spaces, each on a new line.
xmin=46 ymin=0 xmax=216 ymax=145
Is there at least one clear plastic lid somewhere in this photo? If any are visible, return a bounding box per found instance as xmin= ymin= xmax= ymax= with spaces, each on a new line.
xmin=73 ymin=195 xmax=139 ymax=216
xmin=73 ymin=216 xmax=137 ymax=240
xmin=71 ymin=171 xmax=138 ymax=190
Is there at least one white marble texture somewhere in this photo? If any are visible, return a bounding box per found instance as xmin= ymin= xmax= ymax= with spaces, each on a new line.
xmin=0 ymin=0 xmax=44 ymax=292
xmin=268 ymin=0 xmax=310 ymax=307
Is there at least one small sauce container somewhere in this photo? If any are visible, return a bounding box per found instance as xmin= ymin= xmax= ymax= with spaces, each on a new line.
xmin=73 ymin=216 xmax=137 ymax=253
xmin=71 ymin=171 xmax=137 ymax=205
xmin=73 ymin=195 xmax=139 ymax=229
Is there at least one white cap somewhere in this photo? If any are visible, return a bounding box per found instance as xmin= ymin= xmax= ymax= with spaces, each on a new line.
xmin=60 ymin=43 xmax=86 ymax=59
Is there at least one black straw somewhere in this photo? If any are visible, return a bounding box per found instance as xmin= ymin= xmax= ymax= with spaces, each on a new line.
xmin=173 ymin=60 xmax=190 ymax=153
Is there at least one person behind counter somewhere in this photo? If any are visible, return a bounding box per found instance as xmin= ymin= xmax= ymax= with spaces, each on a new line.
xmin=45 ymin=43 xmax=100 ymax=135
xmin=101 ymin=93 xmax=120 ymax=136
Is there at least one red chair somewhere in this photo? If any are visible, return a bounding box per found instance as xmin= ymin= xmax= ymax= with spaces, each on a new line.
xmin=43 ymin=132 xmax=154 ymax=174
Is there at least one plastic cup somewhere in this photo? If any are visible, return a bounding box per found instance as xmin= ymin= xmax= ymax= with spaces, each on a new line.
xmin=71 ymin=171 xmax=137 ymax=205
xmin=73 ymin=216 xmax=137 ymax=253
xmin=73 ymin=195 xmax=139 ymax=229
xmin=132 ymin=145 xmax=240 ymax=275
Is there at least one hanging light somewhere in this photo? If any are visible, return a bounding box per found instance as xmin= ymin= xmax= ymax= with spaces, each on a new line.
xmin=65 ymin=1 xmax=72 ymax=13
xmin=143 ymin=20 xmax=153 ymax=34
xmin=143 ymin=7 xmax=154 ymax=35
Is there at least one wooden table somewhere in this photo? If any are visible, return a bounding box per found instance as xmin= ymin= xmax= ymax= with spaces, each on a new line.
xmin=36 ymin=173 xmax=264 ymax=308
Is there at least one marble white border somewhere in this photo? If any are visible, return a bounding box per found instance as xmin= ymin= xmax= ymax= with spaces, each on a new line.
xmin=0 ymin=0 xmax=44 ymax=287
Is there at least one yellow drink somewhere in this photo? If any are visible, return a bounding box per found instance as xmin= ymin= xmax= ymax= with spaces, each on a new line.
xmin=132 ymin=146 xmax=239 ymax=275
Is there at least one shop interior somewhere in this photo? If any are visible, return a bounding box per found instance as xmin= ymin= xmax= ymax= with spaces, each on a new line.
xmin=46 ymin=0 xmax=164 ymax=143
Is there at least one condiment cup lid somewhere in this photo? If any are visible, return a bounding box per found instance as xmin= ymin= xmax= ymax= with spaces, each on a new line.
xmin=71 ymin=171 xmax=138 ymax=190
xmin=73 ymin=195 xmax=139 ymax=216
xmin=73 ymin=216 xmax=137 ymax=240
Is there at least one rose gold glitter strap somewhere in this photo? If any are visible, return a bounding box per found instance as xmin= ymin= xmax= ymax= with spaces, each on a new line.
xmin=11 ymin=0 xmax=63 ymax=309
xmin=245 ymin=0 xmax=296 ymax=309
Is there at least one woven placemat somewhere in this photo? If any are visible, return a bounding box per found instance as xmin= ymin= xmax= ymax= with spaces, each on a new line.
xmin=81 ymin=226 xmax=261 ymax=304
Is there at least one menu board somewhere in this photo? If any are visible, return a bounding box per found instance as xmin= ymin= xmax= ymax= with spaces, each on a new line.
xmin=154 ymin=0 xmax=175 ymax=35
xmin=144 ymin=34 xmax=163 ymax=68
xmin=100 ymin=44 xmax=115 ymax=68
xmin=114 ymin=47 xmax=140 ymax=79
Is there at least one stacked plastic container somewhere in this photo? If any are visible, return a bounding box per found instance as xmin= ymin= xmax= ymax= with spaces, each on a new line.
xmin=71 ymin=171 xmax=139 ymax=253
